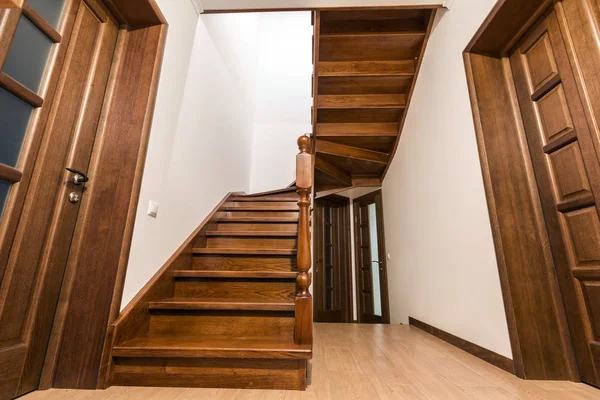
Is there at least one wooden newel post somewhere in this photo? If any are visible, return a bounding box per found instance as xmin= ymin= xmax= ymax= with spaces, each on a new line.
xmin=295 ymin=135 xmax=313 ymax=346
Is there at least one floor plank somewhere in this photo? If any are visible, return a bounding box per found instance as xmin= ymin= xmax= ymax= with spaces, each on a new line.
xmin=22 ymin=323 xmax=600 ymax=399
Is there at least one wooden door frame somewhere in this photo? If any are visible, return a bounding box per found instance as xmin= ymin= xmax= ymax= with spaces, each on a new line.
xmin=464 ymin=0 xmax=600 ymax=382
xmin=313 ymin=194 xmax=353 ymax=323
xmin=0 ymin=0 xmax=168 ymax=391
xmin=352 ymin=189 xmax=390 ymax=324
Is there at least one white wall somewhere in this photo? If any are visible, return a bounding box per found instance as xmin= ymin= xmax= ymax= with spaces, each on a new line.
xmin=121 ymin=4 xmax=261 ymax=308
xmin=249 ymin=12 xmax=313 ymax=193
xmin=382 ymin=0 xmax=512 ymax=358
xmin=200 ymin=0 xmax=446 ymax=11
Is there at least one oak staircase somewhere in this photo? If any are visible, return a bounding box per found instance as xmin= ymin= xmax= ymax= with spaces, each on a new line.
xmin=101 ymin=137 xmax=314 ymax=390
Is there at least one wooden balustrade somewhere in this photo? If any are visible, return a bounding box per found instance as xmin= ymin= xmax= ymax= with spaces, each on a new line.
xmin=294 ymin=135 xmax=313 ymax=345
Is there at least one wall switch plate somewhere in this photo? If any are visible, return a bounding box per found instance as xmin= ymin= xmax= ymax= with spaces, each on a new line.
xmin=387 ymin=253 xmax=391 ymax=260
xmin=147 ymin=201 xmax=159 ymax=218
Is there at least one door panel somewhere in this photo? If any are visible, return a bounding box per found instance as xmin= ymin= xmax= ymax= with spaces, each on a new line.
xmin=510 ymin=10 xmax=600 ymax=386
xmin=353 ymin=190 xmax=389 ymax=323
xmin=314 ymin=196 xmax=352 ymax=322
xmin=0 ymin=0 xmax=118 ymax=397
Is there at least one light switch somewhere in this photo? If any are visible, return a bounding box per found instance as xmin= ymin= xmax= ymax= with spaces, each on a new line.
xmin=387 ymin=253 xmax=391 ymax=260
xmin=148 ymin=201 xmax=159 ymax=218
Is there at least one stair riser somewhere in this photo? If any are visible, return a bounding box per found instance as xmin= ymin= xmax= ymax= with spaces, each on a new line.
xmin=174 ymin=279 xmax=296 ymax=300
xmin=223 ymin=201 xmax=299 ymax=208
xmin=233 ymin=193 xmax=299 ymax=201
xmin=149 ymin=311 xmax=294 ymax=336
xmin=218 ymin=211 xmax=299 ymax=218
xmin=216 ymin=222 xmax=298 ymax=232
xmin=111 ymin=358 xmax=307 ymax=390
xmin=193 ymin=255 xmax=297 ymax=271
xmin=206 ymin=237 xmax=297 ymax=250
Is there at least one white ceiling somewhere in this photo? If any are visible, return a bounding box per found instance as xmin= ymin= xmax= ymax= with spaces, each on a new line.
xmin=195 ymin=0 xmax=451 ymax=12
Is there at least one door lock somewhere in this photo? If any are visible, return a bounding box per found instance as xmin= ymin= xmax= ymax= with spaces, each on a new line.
xmin=66 ymin=167 xmax=89 ymax=185
xmin=68 ymin=192 xmax=80 ymax=204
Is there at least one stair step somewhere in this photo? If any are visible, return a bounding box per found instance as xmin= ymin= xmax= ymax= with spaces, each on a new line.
xmin=216 ymin=216 xmax=299 ymax=223
xmin=113 ymin=334 xmax=311 ymax=359
xmin=206 ymin=231 xmax=297 ymax=237
xmin=229 ymin=197 xmax=299 ymax=202
xmin=192 ymin=248 xmax=296 ymax=256
xmin=174 ymin=270 xmax=297 ymax=279
xmin=149 ymin=297 xmax=295 ymax=311
xmin=222 ymin=206 xmax=299 ymax=211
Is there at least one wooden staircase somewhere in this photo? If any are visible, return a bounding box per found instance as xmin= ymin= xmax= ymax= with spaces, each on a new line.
xmin=101 ymin=171 xmax=314 ymax=390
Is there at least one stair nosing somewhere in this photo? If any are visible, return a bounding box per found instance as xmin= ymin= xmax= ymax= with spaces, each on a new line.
xmin=149 ymin=298 xmax=295 ymax=311
xmin=193 ymin=248 xmax=297 ymax=255
xmin=206 ymin=231 xmax=298 ymax=237
xmin=173 ymin=270 xmax=298 ymax=279
xmin=113 ymin=335 xmax=311 ymax=359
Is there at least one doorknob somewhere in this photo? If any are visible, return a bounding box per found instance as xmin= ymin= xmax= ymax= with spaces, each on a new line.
xmin=66 ymin=167 xmax=89 ymax=185
xmin=68 ymin=192 xmax=80 ymax=204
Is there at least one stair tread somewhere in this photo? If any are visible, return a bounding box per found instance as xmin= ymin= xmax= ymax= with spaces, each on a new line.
xmin=206 ymin=231 xmax=298 ymax=237
xmin=216 ymin=216 xmax=299 ymax=222
xmin=229 ymin=197 xmax=299 ymax=202
xmin=149 ymin=297 xmax=294 ymax=311
xmin=174 ymin=270 xmax=298 ymax=279
xmin=113 ymin=334 xmax=311 ymax=359
xmin=193 ymin=248 xmax=297 ymax=255
xmin=222 ymin=206 xmax=299 ymax=211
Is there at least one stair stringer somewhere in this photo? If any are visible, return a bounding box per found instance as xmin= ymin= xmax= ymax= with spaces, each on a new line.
xmin=97 ymin=191 xmax=240 ymax=389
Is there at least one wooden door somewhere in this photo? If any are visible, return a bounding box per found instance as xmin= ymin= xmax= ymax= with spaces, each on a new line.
xmin=314 ymin=195 xmax=352 ymax=322
xmin=0 ymin=0 xmax=118 ymax=397
xmin=353 ymin=190 xmax=390 ymax=323
xmin=510 ymin=9 xmax=600 ymax=387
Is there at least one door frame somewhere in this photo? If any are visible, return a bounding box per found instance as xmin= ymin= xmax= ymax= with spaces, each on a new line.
xmin=464 ymin=0 xmax=600 ymax=382
xmin=353 ymin=189 xmax=390 ymax=324
xmin=0 ymin=0 xmax=167 ymax=392
xmin=313 ymin=194 xmax=353 ymax=323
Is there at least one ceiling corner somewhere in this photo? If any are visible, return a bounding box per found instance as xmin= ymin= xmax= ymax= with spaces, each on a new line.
xmin=190 ymin=0 xmax=204 ymax=15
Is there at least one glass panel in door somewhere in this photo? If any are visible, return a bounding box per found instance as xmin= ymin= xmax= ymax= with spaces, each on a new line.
xmin=368 ymin=203 xmax=382 ymax=317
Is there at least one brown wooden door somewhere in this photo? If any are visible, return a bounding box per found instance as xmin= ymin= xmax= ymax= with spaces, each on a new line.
xmin=353 ymin=190 xmax=389 ymax=324
xmin=510 ymin=9 xmax=600 ymax=387
xmin=314 ymin=195 xmax=352 ymax=322
xmin=0 ymin=1 xmax=118 ymax=397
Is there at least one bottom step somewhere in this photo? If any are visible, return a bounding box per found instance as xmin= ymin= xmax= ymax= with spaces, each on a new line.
xmin=112 ymin=357 xmax=307 ymax=390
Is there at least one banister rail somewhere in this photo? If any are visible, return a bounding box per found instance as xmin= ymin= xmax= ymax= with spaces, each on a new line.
xmin=294 ymin=135 xmax=313 ymax=345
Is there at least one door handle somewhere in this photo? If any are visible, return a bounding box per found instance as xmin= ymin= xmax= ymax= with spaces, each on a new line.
xmin=66 ymin=167 xmax=89 ymax=185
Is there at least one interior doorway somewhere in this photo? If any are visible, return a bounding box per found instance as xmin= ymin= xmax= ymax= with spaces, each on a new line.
xmin=353 ymin=190 xmax=390 ymax=323
xmin=313 ymin=195 xmax=353 ymax=322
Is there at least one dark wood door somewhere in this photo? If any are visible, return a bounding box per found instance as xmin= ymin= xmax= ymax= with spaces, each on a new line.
xmin=353 ymin=190 xmax=389 ymax=324
xmin=0 ymin=1 xmax=118 ymax=397
xmin=314 ymin=195 xmax=352 ymax=322
xmin=510 ymin=9 xmax=600 ymax=387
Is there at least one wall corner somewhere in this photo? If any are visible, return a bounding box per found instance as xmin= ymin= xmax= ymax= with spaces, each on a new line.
xmin=443 ymin=0 xmax=454 ymax=9
xmin=190 ymin=0 xmax=203 ymax=15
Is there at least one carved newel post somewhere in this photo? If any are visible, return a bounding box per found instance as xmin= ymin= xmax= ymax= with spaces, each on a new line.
xmin=295 ymin=135 xmax=313 ymax=345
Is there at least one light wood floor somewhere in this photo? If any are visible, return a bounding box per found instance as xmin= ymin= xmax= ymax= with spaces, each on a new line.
xmin=24 ymin=323 xmax=600 ymax=399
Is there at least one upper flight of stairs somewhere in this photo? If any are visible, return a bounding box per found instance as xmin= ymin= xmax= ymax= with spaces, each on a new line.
xmin=102 ymin=187 xmax=311 ymax=390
